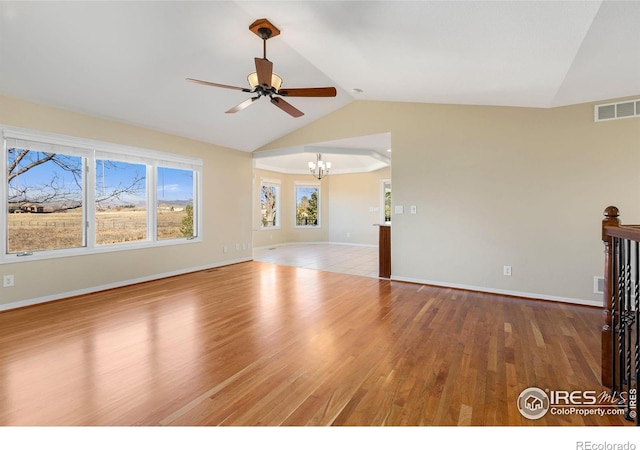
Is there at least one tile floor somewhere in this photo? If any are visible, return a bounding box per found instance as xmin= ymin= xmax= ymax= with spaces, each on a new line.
xmin=253 ymin=243 xmax=379 ymax=278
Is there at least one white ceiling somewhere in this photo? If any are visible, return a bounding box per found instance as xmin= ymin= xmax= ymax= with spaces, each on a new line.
xmin=1 ymin=1 xmax=639 ymax=171
xmin=253 ymin=132 xmax=391 ymax=174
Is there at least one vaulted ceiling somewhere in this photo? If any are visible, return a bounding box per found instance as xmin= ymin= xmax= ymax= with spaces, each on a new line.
xmin=1 ymin=1 xmax=639 ymax=158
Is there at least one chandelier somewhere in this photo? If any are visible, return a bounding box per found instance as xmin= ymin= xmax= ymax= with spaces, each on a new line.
xmin=308 ymin=153 xmax=331 ymax=180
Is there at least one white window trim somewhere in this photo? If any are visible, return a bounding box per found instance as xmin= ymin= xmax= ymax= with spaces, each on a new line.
xmin=293 ymin=181 xmax=321 ymax=228
xmin=260 ymin=177 xmax=281 ymax=230
xmin=156 ymin=164 xmax=200 ymax=240
xmin=1 ymin=125 xmax=203 ymax=265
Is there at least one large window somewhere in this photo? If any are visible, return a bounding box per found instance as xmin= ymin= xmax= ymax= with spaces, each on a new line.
xmin=294 ymin=183 xmax=320 ymax=227
xmin=157 ymin=166 xmax=196 ymax=240
xmin=7 ymin=141 xmax=85 ymax=253
xmin=2 ymin=128 xmax=202 ymax=262
xmin=95 ymin=159 xmax=147 ymax=245
xmin=260 ymin=178 xmax=280 ymax=229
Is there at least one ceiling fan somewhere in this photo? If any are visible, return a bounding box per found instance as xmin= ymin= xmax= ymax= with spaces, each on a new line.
xmin=187 ymin=18 xmax=337 ymax=118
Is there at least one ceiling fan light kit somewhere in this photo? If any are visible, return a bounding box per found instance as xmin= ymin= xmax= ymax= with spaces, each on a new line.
xmin=187 ymin=18 xmax=337 ymax=118
xmin=247 ymin=72 xmax=283 ymax=91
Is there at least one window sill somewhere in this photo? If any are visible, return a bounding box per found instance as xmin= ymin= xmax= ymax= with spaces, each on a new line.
xmin=0 ymin=236 xmax=203 ymax=265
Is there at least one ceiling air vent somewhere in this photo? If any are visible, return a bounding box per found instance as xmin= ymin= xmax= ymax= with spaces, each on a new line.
xmin=595 ymin=99 xmax=640 ymax=122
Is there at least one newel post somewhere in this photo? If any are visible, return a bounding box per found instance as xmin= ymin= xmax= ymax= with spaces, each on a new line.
xmin=601 ymin=206 xmax=620 ymax=388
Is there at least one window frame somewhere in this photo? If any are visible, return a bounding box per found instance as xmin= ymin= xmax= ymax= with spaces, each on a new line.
xmin=293 ymin=181 xmax=321 ymax=228
xmin=259 ymin=177 xmax=281 ymax=230
xmin=1 ymin=126 xmax=203 ymax=264
xmin=6 ymin=142 xmax=88 ymax=253
xmin=94 ymin=158 xmax=149 ymax=246
xmin=156 ymin=164 xmax=199 ymax=241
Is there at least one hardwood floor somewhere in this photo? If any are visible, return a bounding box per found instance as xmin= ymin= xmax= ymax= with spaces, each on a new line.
xmin=0 ymin=261 xmax=629 ymax=426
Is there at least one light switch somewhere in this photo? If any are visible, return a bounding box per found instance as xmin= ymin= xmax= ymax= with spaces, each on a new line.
xmin=410 ymin=205 xmax=417 ymax=214
xmin=394 ymin=205 xmax=404 ymax=214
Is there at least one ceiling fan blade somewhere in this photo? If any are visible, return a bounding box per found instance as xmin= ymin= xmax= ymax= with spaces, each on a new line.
xmin=255 ymin=58 xmax=273 ymax=87
xmin=270 ymin=97 xmax=304 ymax=118
xmin=186 ymin=78 xmax=251 ymax=92
xmin=226 ymin=97 xmax=259 ymax=114
xmin=277 ymin=87 xmax=337 ymax=97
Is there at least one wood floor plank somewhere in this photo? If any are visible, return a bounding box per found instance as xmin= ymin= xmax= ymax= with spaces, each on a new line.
xmin=0 ymin=261 xmax=632 ymax=426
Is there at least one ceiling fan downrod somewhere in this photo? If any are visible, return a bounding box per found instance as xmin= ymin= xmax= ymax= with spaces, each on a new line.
xmin=258 ymin=27 xmax=272 ymax=59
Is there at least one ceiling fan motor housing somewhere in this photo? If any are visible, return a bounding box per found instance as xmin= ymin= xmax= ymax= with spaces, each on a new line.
xmin=258 ymin=27 xmax=272 ymax=40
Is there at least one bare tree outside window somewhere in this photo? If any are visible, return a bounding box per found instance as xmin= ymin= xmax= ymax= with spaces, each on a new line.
xmin=261 ymin=183 xmax=279 ymax=228
xmin=7 ymin=148 xmax=85 ymax=252
xmin=7 ymin=147 xmax=147 ymax=253
xmin=8 ymin=149 xmax=83 ymax=210
xmin=95 ymin=159 xmax=147 ymax=245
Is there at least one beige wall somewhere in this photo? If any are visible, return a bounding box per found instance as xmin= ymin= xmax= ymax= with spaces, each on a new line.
xmin=0 ymin=95 xmax=253 ymax=309
xmin=328 ymin=168 xmax=391 ymax=246
xmin=257 ymin=98 xmax=640 ymax=304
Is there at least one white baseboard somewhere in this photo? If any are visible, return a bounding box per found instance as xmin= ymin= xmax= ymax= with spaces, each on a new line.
xmin=254 ymin=241 xmax=377 ymax=250
xmin=326 ymin=241 xmax=377 ymax=248
xmin=7 ymin=255 xmax=600 ymax=312
xmin=0 ymin=257 xmax=252 ymax=312
xmin=253 ymin=241 xmax=324 ymax=250
xmin=253 ymin=244 xmax=599 ymax=307
xmin=390 ymin=275 xmax=602 ymax=308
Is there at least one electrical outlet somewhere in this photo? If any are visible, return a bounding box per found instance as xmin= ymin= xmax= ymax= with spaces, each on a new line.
xmin=410 ymin=205 xmax=417 ymax=214
xmin=223 ymin=246 xmax=228 ymax=253
xmin=3 ymin=275 xmax=14 ymax=287
xmin=503 ymin=266 xmax=512 ymax=276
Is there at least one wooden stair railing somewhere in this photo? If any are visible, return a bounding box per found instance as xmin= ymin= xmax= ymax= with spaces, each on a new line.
xmin=601 ymin=206 xmax=639 ymax=424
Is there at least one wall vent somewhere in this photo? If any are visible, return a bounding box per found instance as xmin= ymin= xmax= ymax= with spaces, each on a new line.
xmin=595 ymin=99 xmax=640 ymax=122
xmin=594 ymin=276 xmax=605 ymax=295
